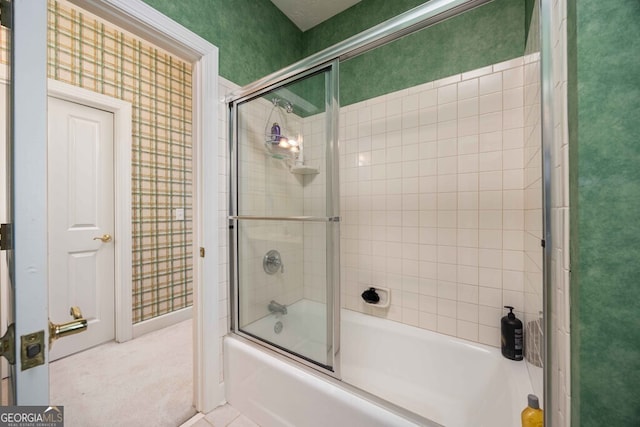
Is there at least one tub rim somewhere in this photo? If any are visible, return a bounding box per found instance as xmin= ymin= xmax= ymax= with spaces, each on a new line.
xmin=226 ymin=332 xmax=442 ymax=427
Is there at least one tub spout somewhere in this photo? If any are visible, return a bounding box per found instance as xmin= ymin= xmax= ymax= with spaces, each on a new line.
xmin=268 ymin=300 xmax=287 ymax=315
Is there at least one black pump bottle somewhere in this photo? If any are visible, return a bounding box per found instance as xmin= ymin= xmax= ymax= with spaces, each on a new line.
xmin=501 ymin=305 xmax=523 ymax=361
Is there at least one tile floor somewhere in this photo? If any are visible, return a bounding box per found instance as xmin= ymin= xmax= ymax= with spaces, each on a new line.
xmin=181 ymin=404 xmax=259 ymax=427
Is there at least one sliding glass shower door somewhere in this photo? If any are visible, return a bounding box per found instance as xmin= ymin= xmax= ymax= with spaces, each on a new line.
xmin=229 ymin=62 xmax=339 ymax=372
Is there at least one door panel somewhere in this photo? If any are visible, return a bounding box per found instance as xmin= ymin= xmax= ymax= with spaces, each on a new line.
xmin=231 ymin=62 xmax=340 ymax=373
xmin=48 ymin=97 xmax=115 ymax=361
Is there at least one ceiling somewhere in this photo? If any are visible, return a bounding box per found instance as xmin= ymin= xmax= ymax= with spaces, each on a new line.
xmin=270 ymin=0 xmax=362 ymax=32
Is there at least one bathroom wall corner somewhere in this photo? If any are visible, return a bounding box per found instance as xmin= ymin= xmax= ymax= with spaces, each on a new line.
xmin=566 ymin=0 xmax=580 ymax=424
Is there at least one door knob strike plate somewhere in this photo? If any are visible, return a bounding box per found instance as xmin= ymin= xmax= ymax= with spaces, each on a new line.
xmin=21 ymin=330 xmax=45 ymax=371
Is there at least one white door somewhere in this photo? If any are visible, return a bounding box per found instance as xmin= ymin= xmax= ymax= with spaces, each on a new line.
xmin=47 ymin=97 xmax=115 ymax=361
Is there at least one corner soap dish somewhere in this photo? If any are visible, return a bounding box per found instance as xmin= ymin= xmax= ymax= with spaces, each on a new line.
xmin=361 ymin=286 xmax=391 ymax=308
xmin=290 ymin=164 xmax=319 ymax=175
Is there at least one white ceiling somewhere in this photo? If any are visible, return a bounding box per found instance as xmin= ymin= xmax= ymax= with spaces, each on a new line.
xmin=270 ymin=0 xmax=362 ymax=32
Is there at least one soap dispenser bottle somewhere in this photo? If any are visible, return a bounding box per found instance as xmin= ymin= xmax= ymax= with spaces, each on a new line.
xmin=501 ymin=305 xmax=523 ymax=360
xmin=521 ymin=394 xmax=543 ymax=427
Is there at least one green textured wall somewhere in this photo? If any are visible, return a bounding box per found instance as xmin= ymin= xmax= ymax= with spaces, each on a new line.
xmin=524 ymin=0 xmax=536 ymax=47
xmin=302 ymin=0 xmax=428 ymax=56
xmin=141 ymin=0 xmax=303 ymax=86
xmin=142 ymin=0 xmax=525 ymax=105
xmin=337 ymin=0 xmax=525 ymax=105
xmin=570 ymin=0 xmax=640 ymax=426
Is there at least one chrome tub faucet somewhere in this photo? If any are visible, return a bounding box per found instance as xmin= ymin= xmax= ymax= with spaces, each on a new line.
xmin=268 ymin=300 xmax=287 ymax=315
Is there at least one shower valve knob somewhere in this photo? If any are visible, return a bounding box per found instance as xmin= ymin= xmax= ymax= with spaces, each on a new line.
xmin=263 ymin=249 xmax=284 ymax=275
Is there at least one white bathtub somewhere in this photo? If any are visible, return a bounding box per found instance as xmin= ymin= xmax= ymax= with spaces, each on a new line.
xmin=225 ymin=300 xmax=532 ymax=427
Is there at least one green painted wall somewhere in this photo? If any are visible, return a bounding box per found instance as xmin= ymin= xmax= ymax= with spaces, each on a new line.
xmin=337 ymin=0 xmax=525 ymax=105
xmin=142 ymin=0 xmax=525 ymax=106
xmin=569 ymin=0 xmax=640 ymax=426
xmin=301 ymin=0 xmax=428 ymax=56
xmin=524 ymin=0 xmax=536 ymax=48
xmin=141 ymin=0 xmax=303 ymax=86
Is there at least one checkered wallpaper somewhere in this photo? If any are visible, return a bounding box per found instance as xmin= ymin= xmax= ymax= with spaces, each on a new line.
xmin=45 ymin=0 xmax=193 ymax=323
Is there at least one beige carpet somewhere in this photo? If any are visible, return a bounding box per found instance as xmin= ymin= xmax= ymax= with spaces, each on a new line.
xmin=50 ymin=319 xmax=196 ymax=427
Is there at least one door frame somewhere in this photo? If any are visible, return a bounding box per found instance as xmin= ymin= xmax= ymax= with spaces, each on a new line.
xmin=0 ymin=51 xmax=8 ymax=386
xmin=47 ymin=79 xmax=133 ymax=344
xmin=12 ymin=1 xmax=49 ymax=404
xmin=11 ymin=0 xmax=220 ymax=410
xmin=66 ymin=0 xmax=222 ymax=411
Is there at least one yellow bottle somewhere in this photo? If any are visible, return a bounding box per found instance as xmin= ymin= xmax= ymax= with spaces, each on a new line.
xmin=521 ymin=394 xmax=544 ymax=427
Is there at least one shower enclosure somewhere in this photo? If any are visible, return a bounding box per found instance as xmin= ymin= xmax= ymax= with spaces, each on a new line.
xmin=227 ymin=0 xmax=549 ymax=425
xmin=229 ymin=62 xmax=340 ymax=372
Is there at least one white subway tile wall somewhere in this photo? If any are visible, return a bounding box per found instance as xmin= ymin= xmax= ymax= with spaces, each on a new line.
xmin=337 ymin=57 xmax=542 ymax=348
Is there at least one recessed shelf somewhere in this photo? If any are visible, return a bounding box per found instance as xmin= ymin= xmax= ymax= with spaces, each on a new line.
xmin=290 ymin=165 xmax=319 ymax=175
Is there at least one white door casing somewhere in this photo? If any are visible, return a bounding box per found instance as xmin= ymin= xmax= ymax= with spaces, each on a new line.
xmin=59 ymin=0 xmax=221 ymax=410
xmin=9 ymin=0 xmax=219 ymax=409
xmin=69 ymin=0 xmax=223 ymax=410
xmin=47 ymin=96 xmax=116 ymax=361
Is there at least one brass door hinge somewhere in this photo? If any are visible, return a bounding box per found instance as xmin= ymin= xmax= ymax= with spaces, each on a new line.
xmin=199 ymin=247 xmax=205 ymax=258
xmin=0 ymin=223 xmax=12 ymax=251
xmin=0 ymin=324 xmax=15 ymax=365
xmin=0 ymin=326 xmax=45 ymax=371
xmin=0 ymin=0 xmax=12 ymax=29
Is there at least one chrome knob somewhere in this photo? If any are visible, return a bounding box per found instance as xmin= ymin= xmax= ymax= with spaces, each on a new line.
xmin=263 ymin=249 xmax=284 ymax=274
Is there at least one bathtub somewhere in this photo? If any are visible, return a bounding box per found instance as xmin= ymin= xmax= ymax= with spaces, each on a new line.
xmin=225 ymin=299 xmax=532 ymax=426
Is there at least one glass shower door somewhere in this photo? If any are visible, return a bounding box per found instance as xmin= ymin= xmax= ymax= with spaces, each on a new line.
xmin=230 ymin=62 xmax=339 ymax=372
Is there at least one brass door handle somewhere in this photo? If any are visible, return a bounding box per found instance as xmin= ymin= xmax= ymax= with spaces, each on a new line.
xmin=49 ymin=306 xmax=88 ymax=346
xmin=93 ymin=234 xmax=112 ymax=243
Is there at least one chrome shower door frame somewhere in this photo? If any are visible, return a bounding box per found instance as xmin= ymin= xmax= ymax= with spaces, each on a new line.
xmin=228 ymin=60 xmax=341 ymax=377
xmin=228 ymin=3 xmax=556 ymax=422
xmin=227 ymin=0 xmax=496 ymax=381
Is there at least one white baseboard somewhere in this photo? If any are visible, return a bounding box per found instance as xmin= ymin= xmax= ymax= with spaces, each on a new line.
xmin=217 ymin=382 xmax=226 ymax=407
xmin=132 ymin=306 xmax=193 ymax=339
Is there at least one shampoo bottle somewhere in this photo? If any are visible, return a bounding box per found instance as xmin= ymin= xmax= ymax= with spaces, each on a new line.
xmin=501 ymin=305 xmax=523 ymax=360
xmin=270 ymin=122 xmax=281 ymax=142
xmin=521 ymin=394 xmax=543 ymax=427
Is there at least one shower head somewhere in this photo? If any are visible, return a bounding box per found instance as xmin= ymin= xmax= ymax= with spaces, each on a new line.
xmin=271 ymin=97 xmax=294 ymax=113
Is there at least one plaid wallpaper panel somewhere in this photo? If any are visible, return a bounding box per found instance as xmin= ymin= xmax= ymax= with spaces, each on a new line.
xmin=47 ymin=0 xmax=194 ymax=323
